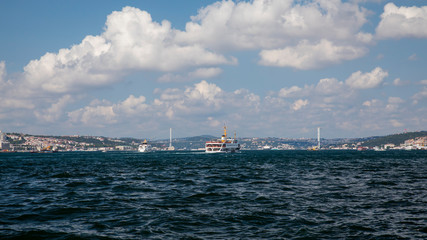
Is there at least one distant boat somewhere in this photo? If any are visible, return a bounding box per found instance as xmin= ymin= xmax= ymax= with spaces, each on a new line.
xmin=205 ymin=125 xmax=240 ymax=153
xmin=138 ymin=139 xmax=152 ymax=153
xmin=262 ymin=145 xmax=272 ymax=150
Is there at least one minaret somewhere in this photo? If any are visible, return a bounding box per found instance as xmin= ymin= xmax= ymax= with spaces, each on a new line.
xmin=317 ymin=127 xmax=320 ymax=149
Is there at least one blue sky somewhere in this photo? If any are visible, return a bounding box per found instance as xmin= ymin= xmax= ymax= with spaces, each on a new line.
xmin=0 ymin=0 xmax=426 ymax=139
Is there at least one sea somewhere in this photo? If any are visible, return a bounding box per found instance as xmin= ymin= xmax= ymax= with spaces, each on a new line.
xmin=0 ymin=150 xmax=426 ymax=239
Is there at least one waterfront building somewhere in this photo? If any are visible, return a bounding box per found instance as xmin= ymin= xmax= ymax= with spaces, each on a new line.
xmin=0 ymin=131 xmax=12 ymax=150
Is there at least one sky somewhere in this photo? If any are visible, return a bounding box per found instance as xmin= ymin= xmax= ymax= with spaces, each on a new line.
xmin=0 ymin=0 xmax=426 ymax=139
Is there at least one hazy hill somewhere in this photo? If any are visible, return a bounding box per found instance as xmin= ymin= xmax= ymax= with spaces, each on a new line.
xmin=360 ymin=131 xmax=427 ymax=147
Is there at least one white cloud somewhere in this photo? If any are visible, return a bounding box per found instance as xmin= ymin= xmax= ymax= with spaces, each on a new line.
xmin=22 ymin=7 xmax=234 ymax=94
xmin=345 ymin=67 xmax=388 ymax=89
xmin=185 ymin=80 xmax=222 ymax=102
xmin=69 ymin=105 xmax=116 ymax=126
xmin=278 ymin=86 xmax=302 ymax=98
xmin=362 ymin=99 xmax=380 ymax=107
xmin=292 ymin=99 xmax=309 ymax=111
xmin=376 ymin=3 xmax=427 ymax=39
xmin=277 ymin=77 xmax=353 ymax=109
xmin=259 ymin=39 xmax=367 ymax=69
xmin=0 ymin=61 xmax=37 ymax=113
xmin=66 ymin=81 xmax=264 ymax=135
xmin=315 ymin=78 xmax=344 ymax=95
xmin=14 ymin=0 xmax=376 ymax=99
xmin=116 ymin=95 xmax=148 ymax=115
xmin=3 ymin=2 xmax=427 ymax=138
xmin=16 ymin=77 xmax=419 ymax=138
xmin=68 ymin=94 xmax=147 ymax=126
xmin=34 ymin=95 xmax=73 ymax=122
xmin=177 ymin=0 xmax=371 ymax=69
xmin=189 ymin=67 xmax=223 ymax=79
xmin=178 ymin=0 xmax=370 ymax=50
xmin=157 ymin=67 xmax=222 ymax=83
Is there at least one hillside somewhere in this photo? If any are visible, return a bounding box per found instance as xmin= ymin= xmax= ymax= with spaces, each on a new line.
xmin=360 ymin=131 xmax=427 ymax=147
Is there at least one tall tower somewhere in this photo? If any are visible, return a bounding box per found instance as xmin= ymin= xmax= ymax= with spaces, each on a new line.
xmin=317 ymin=127 xmax=320 ymax=149
xmin=169 ymin=128 xmax=172 ymax=148
xmin=168 ymin=128 xmax=175 ymax=151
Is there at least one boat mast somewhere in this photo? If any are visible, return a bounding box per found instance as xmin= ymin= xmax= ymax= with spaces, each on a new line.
xmin=317 ymin=127 xmax=320 ymax=149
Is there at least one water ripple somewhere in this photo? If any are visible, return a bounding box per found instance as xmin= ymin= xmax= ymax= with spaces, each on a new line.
xmin=0 ymin=150 xmax=426 ymax=239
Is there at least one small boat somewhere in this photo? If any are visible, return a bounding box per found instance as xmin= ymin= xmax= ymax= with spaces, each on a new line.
xmin=138 ymin=139 xmax=152 ymax=152
xmin=205 ymin=126 xmax=240 ymax=153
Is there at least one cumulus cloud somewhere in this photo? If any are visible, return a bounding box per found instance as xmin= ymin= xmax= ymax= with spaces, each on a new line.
xmin=362 ymin=99 xmax=380 ymax=107
xmin=22 ymin=7 xmax=234 ymax=94
xmin=292 ymin=99 xmax=309 ymax=111
xmin=177 ymin=0 xmax=371 ymax=69
xmin=179 ymin=0 xmax=370 ymax=50
xmin=15 ymin=0 xmax=376 ymax=98
xmin=278 ymin=76 xmax=354 ymax=105
xmin=34 ymin=95 xmax=73 ymax=122
xmin=315 ymin=78 xmax=344 ymax=95
xmin=259 ymin=39 xmax=368 ymax=69
xmin=29 ymin=76 xmax=420 ymax=138
xmin=376 ymin=3 xmax=427 ymax=39
xmin=186 ymin=80 xmax=223 ymax=102
xmin=4 ymin=2 xmax=426 ymax=138
xmin=67 ymin=80 xmax=263 ymax=135
xmin=278 ymin=86 xmax=303 ymax=98
xmin=68 ymin=94 xmax=147 ymax=126
xmin=345 ymin=67 xmax=388 ymax=89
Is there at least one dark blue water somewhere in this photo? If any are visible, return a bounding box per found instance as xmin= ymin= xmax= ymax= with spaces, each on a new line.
xmin=0 ymin=150 xmax=426 ymax=239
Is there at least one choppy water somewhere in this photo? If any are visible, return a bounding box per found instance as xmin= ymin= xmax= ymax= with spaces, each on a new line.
xmin=0 ymin=150 xmax=426 ymax=239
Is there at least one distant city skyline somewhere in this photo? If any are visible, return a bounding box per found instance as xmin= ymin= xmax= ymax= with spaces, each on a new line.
xmin=0 ymin=0 xmax=426 ymax=139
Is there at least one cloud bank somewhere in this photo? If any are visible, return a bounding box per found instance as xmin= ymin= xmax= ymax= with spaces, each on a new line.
xmin=22 ymin=6 xmax=235 ymax=94
xmin=376 ymin=3 xmax=427 ymax=39
xmin=1 ymin=1 xmax=426 ymax=138
xmin=20 ymin=0 xmax=374 ymax=94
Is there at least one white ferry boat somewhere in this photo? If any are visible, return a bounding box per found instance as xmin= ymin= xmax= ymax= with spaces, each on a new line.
xmin=138 ymin=139 xmax=152 ymax=153
xmin=205 ymin=126 xmax=240 ymax=153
